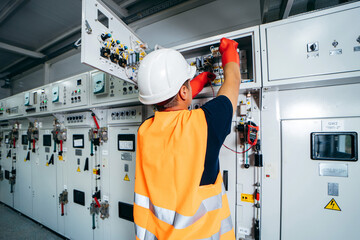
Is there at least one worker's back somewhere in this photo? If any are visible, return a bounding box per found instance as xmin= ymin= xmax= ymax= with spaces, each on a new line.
xmin=134 ymin=109 xmax=234 ymax=240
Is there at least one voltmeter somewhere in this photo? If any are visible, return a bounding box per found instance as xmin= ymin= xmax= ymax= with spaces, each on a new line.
xmin=52 ymin=86 xmax=59 ymax=103
xmin=93 ymin=72 xmax=108 ymax=95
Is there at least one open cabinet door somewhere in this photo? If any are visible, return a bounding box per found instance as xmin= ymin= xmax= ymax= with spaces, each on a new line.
xmin=81 ymin=0 xmax=147 ymax=85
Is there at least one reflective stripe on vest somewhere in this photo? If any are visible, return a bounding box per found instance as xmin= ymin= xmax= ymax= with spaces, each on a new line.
xmin=197 ymin=215 xmax=233 ymax=240
xmin=135 ymin=185 xmax=227 ymax=230
xmin=135 ymin=214 xmax=233 ymax=240
xmin=136 ymin=224 xmax=158 ymax=240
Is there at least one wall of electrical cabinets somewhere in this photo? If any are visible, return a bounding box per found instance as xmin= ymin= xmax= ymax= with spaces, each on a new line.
xmin=0 ymin=1 xmax=359 ymax=240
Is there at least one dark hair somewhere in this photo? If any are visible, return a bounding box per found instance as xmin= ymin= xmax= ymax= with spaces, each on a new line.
xmin=156 ymin=80 xmax=190 ymax=111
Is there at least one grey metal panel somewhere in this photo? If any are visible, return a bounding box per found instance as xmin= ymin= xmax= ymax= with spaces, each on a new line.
xmin=261 ymin=2 xmax=360 ymax=89
xmin=261 ymin=83 xmax=360 ymax=240
xmin=278 ymin=83 xmax=360 ymax=120
xmin=281 ymin=118 xmax=360 ymax=240
xmin=135 ymin=0 xmax=261 ymax=48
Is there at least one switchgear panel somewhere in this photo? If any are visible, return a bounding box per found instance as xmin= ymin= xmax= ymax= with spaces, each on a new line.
xmin=107 ymin=105 xmax=143 ymax=124
xmin=81 ymin=0 xmax=147 ymax=84
xmin=106 ymin=105 xmax=143 ymax=240
xmin=23 ymin=86 xmax=52 ymax=115
xmin=175 ymin=26 xmax=261 ymax=95
xmin=0 ymin=100 xmax=6 ymax=120
xmin=5 ymin=94 xmax=23 ymax=118
xmin=51 ymin=73 xmax=89 ymax=112
xmin=261 ymin=2 xmax=360 ymax=87
xmin=90 ymin=71 xmax=139 ymax=106
xmin=65 ymin=112 xmax=93 ymax=127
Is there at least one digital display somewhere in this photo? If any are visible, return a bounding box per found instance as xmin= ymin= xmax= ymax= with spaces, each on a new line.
xmin=21 ymin=135 xmax=28 ymax=145
xmin=311 ymin=132 xmax=358 ymax=161
xmin=73 ymin=134 xmax=84 ymax=148
xmin=43 ymin=134 xmax=52 ymax=147
xmin=118 ymin=134 xmax=135 ymax=152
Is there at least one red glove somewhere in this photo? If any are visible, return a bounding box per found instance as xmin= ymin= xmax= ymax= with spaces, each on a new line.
xmin=190 ymin=72 xmax=216 ymax=98
xmin=219 ymin=38 xmax=239 ymax=66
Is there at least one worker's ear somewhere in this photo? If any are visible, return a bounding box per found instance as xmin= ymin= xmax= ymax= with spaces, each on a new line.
xmin=178 ymin=85 xmax=189 ymax=101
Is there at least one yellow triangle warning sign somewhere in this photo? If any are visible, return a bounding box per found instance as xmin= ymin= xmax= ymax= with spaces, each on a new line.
xmin=124 ymin=174 xmax=130 ymax=181
xmin=324 ymin=198 xmax=341 ymax=211
xmin=77 ymin=166 xmax=81 ymax=172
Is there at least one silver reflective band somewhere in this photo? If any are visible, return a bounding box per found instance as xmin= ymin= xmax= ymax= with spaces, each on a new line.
xmin=134 ymin=186 xmax=226 ymax=229
xmin=135 ymin=224 xmax=158 ymax=240
xmin=197 ymin=215 xmax=233 ymax=240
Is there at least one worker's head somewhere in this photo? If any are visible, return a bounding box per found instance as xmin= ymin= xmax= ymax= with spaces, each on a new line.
xmin=137 ymin=48 xmax=196 ymax=109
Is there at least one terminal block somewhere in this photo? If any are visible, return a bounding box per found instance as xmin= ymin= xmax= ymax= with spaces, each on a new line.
xmin=27 ymin=122 xmax=39 ymax=153
xmin=9 ymin=123 xmax=19 ymax=148
xmin=52 ymin=119 xmax=67 ymax=156
xmin=88 ymin=127 xmax=108 ymax=146
xmin=59 ymin=190 xmax=68 ymax=216
xmin=100 ymin=201 xmax=110 ymax=220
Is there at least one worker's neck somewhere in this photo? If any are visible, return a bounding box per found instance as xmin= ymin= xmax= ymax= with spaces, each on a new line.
xmin=161 ymin=103 xmax=189 ymax=112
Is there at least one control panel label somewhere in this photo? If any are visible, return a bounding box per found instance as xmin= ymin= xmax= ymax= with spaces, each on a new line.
xmin=321 ymin=119 xmax=344 ymax=131
xmin=319 ymin=163 xmax=348 ymax=177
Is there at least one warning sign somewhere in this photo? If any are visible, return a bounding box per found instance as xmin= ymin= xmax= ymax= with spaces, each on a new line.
xmin=324 ymin=198 xmax=341 ymax=211
xmin=124 ymin=174 xmax=130 ymax=181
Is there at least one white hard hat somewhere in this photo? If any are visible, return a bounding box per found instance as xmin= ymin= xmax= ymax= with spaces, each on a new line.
xmin=137 ymin=48 xmax=196 ymax=105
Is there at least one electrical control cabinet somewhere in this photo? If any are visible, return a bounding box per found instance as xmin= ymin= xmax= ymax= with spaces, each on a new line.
xmin=175 ymin=26 xmax=262 ymax=96
xmin=23 ymin=85 xmax=52 ymax=116
xmin=0 ymin=100 xmax=6 ymax=120
xmin=13 ymin=119 xmax=33 ymax=218
xmin=261 ymin=83 xmax=360 ymax=240
xmin=51 ymin=73 xmax=89 ymax=112
xmin=81 ymin=0 xmax=146 ymax=84
xmin=30 ymin=117 xmax=58 ymax=231
xmin=0 ymin=122 xmax=16 ymax=208
xmin=62 ymin=111 xmax=99 ymax=240
xmin=5 ymin=94 xmax=24 ymax=119
xmin=90 ymin=71 xmax=139 ymax=107
xmin=105 ymin=105 xmax=144 ymax=240
xmin=261 ymin=2 xmax=360 ymax=89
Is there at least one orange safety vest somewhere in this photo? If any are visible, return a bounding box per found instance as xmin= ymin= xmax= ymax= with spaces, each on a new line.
xmin=134 ymin=109 xmax=235 ymax=240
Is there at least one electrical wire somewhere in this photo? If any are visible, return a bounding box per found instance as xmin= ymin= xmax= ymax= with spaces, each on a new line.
xmin=223 ymin=143 xmax=254 ymax=154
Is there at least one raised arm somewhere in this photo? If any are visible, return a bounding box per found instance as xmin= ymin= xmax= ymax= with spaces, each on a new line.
xmin=217 ymin=38 xmax=241 ymax=115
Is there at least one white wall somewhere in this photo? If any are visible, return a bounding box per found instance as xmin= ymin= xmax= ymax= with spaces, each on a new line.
xmin=0 ymin=87 xmax=10 ymax=99
xmin=11 ymin=67 xmax=45 ymax=95
xmin=135 ymin=0 xmax=261 ymax=48
xmin=49 ymin=52 xmax=92 ymax=83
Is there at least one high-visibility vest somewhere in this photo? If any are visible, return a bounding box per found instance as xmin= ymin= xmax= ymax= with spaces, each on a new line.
xmin=134 ymin=109 xmax=235 ymax=240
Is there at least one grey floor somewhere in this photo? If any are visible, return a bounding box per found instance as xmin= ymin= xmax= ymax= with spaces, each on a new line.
xmin=0 ymin=203 xmax=65 ymax=240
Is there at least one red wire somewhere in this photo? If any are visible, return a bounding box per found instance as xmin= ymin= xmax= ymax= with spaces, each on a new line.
xmin=209 ymin=75 xmax=254 ymax=155
xmin=223 ymin=143 xmax=253 ymax=154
